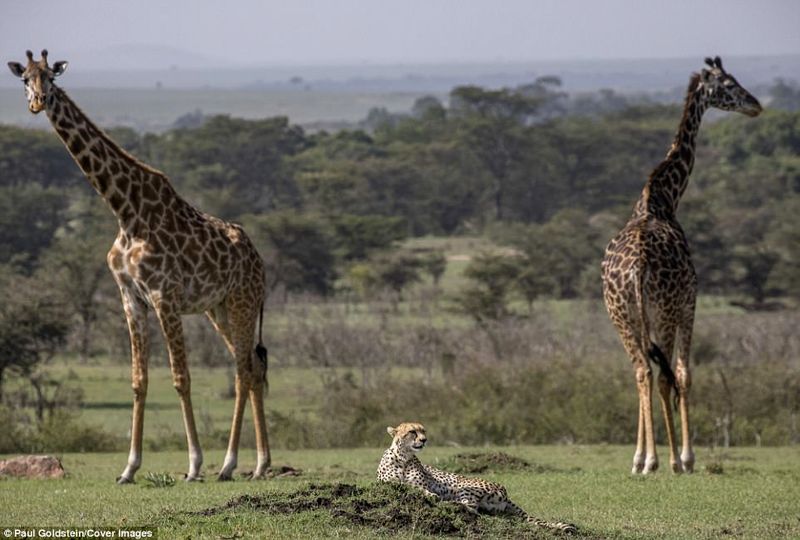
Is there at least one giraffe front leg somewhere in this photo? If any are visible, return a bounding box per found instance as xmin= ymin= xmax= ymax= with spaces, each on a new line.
xmin=117 ymin=290 xmax=149 ymax=485
xmin=156 ymin=303 xmax=203 ymax=481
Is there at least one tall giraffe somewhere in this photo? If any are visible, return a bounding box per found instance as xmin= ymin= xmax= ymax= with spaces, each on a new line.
xmin=8 ymin=50 xmax=271 ymax=483
xmin=601 ymin=57 xmax=761 ymax=474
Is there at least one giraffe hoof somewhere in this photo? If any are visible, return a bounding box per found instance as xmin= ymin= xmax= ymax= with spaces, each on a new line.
xmin=116 ymin=475 xmax=134 ymax=485
xmin=643 ymin=458 xmax=658 ymax=474
xmin=671 ymin=461 xmax=684 ymax=474
xmin=184 ymin=474 xmax=204 ymax=482
xmin=217 ymin=473 xmax=234 ymax=482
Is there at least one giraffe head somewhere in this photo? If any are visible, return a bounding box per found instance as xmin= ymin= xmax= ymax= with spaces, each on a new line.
xmin=699 ymin=56 xmax=761 ymax=117
xmin=7 ymin=49 xmax=68 ymax=114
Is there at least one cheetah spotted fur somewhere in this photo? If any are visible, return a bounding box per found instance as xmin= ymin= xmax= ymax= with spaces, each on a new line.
xmin=377 ymin=422 xmax=577 ymax=534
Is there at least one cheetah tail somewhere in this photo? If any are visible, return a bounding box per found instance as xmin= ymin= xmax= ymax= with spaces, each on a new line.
xmin=507 ymin=501 xmax=577 ymax=535
xmin=526 ymin=515 xmax=578 ymax=535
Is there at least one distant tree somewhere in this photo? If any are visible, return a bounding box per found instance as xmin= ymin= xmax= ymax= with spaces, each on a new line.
xmin=411 ymin=96 xmax=446 ymax=122
xmin=454 ymin=252 xmax=520 ymax=322
xmin=515 ymin=264 xmax=558 ymax=313
xmin=0 ymin=268 xmax=70 ymax=404
xmin=0 ymin=126 xmax=82 ymax=188
xmin=765 ymin=197 xmax=800 ymax=299
xmin=732 ymin=245 xmax=781 ymax=307
xmin=450 ymin=85 xmax=540 ymax=221
xmin=145 ymin=115 xmax=307 ymax=219
xmin=331 ymin=214 xmax=407 ymax=261
xmin=418 ymin=250 xmax=447 ymax=286
xmin=243 ymin=212 xmax=337 ymax=296
xmin=0 ymin=184 xmax=68 ymax=273
xmin=502 ymin=209 xmax=602 ymax=298
xmin=768 ymin=78 xmax=800 ymax=112
xmin=38 ymin=201 xmax=117 ymax=360
xmin=372 ymin=252 xmax=422 ymax=306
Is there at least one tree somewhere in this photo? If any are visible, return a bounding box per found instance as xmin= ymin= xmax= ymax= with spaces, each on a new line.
xmin=331 ymin=214 xmax=407 ymax=261
xmin=243 ymin=211 xmax=337 ymax=297
xmin=0 ymin=268 xmax=70 ymax=405
xmin=515 ymin=265 xmax=558 ymax=314
xmin=418 ymin=250 xmax=447 ymax=287
xmin=454 ymin=252 xmax=520 ymax=322
xmin=450 ymin=85 xmax=536 ymax=221
xmin=0 ymin=184 xmax=68 ymax=273
xmin=38 ymin=200 xmax=117 ymax=361
xmin=372 ymin=252 xmax=421 ymax=305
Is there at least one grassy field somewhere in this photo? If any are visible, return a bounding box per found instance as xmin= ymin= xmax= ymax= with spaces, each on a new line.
xmin=2 ymin=445 xmax=798 ymax=539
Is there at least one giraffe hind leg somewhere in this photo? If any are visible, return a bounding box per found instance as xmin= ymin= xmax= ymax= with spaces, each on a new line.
xmin=653 ymin=327 xmax=682 ymax=473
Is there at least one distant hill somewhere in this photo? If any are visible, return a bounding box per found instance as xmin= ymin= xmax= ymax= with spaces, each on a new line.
xmin=2 ymin=54 xmax=798 ymax=93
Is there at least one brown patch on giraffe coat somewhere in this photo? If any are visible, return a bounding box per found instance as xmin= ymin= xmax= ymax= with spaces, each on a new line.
xmin=68 ymin=136 xmax=85 ymax=156
xmin=116 ymin=175 xmax=130 ymax=195
xmin=107 ymin=192 xmax=125 ymax=212
xmin=142 ymin=180 xmax=158 ymax=202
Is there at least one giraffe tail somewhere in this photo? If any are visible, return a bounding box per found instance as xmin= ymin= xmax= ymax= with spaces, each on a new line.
xmin=506 ymin=501 xmax=577 ymax=535
xmin=635 ymin=266 xmax=679 ymax=409
xmin=255 ymin=300 xmax=268 ymax=395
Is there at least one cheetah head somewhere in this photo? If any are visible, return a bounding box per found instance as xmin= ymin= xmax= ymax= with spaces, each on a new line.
xmin=387 ymin=422 xmax=427 ymax=453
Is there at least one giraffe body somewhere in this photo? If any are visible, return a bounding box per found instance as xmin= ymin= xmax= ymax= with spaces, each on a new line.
xmin=9 ymin=50 xmax=272 ymax=483
xmin=601 ymin=57 xmax=761 ymax=474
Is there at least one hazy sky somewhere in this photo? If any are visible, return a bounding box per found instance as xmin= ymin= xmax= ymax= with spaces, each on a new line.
xmin=2 ymin=0 xmax=799 ymax=69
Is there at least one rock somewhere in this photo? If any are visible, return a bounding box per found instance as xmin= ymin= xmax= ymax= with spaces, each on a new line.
xmin=0 ymin=455 xmax=65 ymax=479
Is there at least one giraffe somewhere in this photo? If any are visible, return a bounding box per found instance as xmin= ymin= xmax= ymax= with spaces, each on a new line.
xmin=601 ymin=57 xmax=761 ymax=474
xmin=8 ymin=50 xmax=272 ymax=483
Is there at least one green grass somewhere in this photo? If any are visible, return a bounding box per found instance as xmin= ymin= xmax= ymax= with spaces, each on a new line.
xmin=1 ymin=446 xmax=798 ymax=538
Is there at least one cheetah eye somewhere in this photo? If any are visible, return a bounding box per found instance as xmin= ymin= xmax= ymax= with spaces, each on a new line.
xmin=409 ymin=430 xmax=417 ymax=436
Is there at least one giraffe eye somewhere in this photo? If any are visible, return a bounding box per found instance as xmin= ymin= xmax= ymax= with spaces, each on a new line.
xmin=22 ymin=77 xmax=29 ymax=84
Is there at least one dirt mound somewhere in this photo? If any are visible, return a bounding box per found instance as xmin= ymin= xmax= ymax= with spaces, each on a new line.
xmin=439 ymin=452 xmax=541 ymax=474
xmin=196 ymin=482 xmax=544 ymax=537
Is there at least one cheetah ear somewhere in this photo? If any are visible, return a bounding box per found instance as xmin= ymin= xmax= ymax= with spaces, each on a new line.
xmin=386 ymin=426 xmax=396 ymax=436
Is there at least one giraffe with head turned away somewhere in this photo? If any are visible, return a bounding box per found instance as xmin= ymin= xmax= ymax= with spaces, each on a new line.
xmin=601 ymin=56 xmax=761 ymax=475
xmin=8 ymin=50 xmax=271 ymax=483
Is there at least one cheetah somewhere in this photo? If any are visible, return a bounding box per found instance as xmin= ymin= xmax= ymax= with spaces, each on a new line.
xmin=377 ymin=422 xmax=577 ymax=535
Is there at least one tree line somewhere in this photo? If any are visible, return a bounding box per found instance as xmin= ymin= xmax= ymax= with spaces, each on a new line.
xmin=0 ymin=77 xmax=797 ymax=449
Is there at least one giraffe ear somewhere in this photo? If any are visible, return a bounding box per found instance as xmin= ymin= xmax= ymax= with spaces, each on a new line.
xmin=704 ymin=57 xmax=715 ymax=68
xmin=7 ymin=62 xmax=25 ymax=78
xmin=52 ymin=61 xmax=68 ymax=77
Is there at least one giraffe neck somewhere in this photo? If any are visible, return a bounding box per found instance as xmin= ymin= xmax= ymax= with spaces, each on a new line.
xmin=45 ymin=85 xmax=180 ymax=232
xmin=634 ymin=74 xmax=708 ymax=220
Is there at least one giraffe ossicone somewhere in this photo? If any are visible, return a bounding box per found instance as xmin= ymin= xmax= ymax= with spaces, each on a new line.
xmin=602 ymin=57 xmax=761 ymax=474
xmin=8 ymin=50 xmax=272 ymax=483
